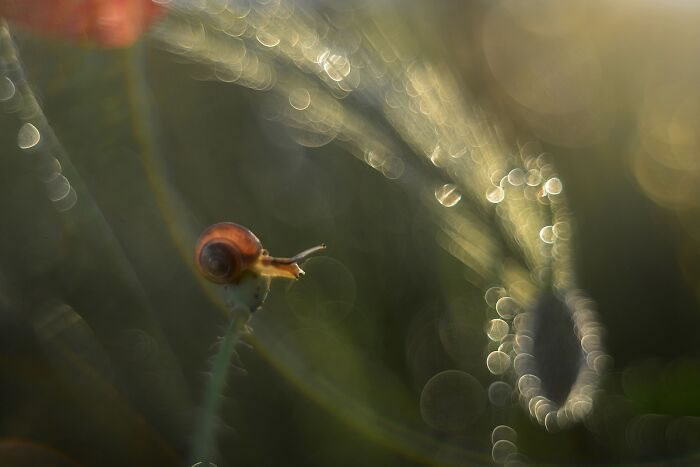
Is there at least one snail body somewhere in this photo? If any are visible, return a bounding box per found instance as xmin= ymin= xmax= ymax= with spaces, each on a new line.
xmin=195 ymin=222 xmax=325 ymax=283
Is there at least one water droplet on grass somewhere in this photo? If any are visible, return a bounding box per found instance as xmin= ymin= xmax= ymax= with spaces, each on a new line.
xmin=435 ymin=184 xmax=462 ymax=207
xmin=496 ymin=297 xmax=519 ymax=319
xmin=18 ymin=122 xmax=40 ymax=149
xmin=539 ymin=226 xmax=555 ymax=244
xmin=486 ymin=186 xmax=505 ymax=203
xmin=544 ymin=177 xmax=562 ymax=195
xmin=487 ymin=350 xmax=511 ymax=374
xmin=0 ymin=76 xmax=15 ymax=101
xmin=508 ymin=168 xmax=525 ymax=186
xmin=492 ymin=425 xmax=517 ymax=444
xmin=289 ymin=88 xmax=311 ymax=110
xmin=487 ymin=319 xmax=509 ymax=341
xmin=45 ymin=174 xmax=70 ymax=202
xmin=492 ymin=440 xmax=517 ymax=463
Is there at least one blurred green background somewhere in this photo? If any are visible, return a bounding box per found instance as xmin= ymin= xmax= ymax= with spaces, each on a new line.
xmin=1 ymin=1 xmax=700 ymax=466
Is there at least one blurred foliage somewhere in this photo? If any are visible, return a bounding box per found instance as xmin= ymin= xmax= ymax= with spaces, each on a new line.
xmin=1 ymin=1 xmax=700 ymax=466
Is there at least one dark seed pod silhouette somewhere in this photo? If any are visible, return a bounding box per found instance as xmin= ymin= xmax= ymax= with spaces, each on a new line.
xmin=194 ymin=222 xmax=326 ymax=283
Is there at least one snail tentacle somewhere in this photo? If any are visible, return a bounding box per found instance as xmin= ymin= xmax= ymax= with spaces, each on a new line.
xmin=271 ymin=244 xmax=327 ymax=265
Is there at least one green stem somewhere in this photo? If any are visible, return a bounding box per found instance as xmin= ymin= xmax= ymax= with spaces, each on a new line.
xmin=191 ymin=307 xmax=249 ymax=464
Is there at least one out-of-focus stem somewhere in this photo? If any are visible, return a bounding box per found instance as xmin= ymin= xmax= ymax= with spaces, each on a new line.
xmin=191 ymin=305 xmax=250 ymax=465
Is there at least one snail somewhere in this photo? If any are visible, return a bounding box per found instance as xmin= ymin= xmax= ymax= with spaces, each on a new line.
xmin=195 ymin=222 xmax=326 ymax=283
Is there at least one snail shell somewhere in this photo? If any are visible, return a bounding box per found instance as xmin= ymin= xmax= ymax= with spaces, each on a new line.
xmin=195 ymin=223 xmax=261 ymax=283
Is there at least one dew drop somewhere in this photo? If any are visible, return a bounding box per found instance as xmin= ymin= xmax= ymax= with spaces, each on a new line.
xmin=593 ymin=353 xmax=613 ymax=375
xmin=512 ymin=312 xmax=532 ymax=333
xmin=492 ymin=425 xmax=518 ymax=444
xmin=365 ymin=150 xmax=385 ymax=169
xmin=487 ymin=350 xmax=511 ymax=375
xmin=517 ymin=374 xmax=542 ymax=398
xmin=526 ymin=169 xmax=542 ymax=186
xmin=18 ymin=122 xmax=40 ymax=149
xmin=35 ymin=156 xmax=62 ymax=182
xmin=495 ymin=297 xmax=519 ymax=320
xmin=507 ymin=168 xmax=525 ymax=186
xmin=435 ymin=183 xmax=462 ymax=207
xmin=492 ymin=440 xmax=518 ymax=463
xmin=229 ymin=0 xmax=251 ymax=19
xmin=486 ymin=186 xmax=505 ymax=203
xmin=0 ymin=76 xmax=15 ymax=101
xmin=581 ymin=333 xmax=601 ymax=353
xmin=54 ymin=187 xmax=78 ymax=212
xmin=323 ymin=54 xmax=350 ymax=81
xmin=430 ymin=145 xmax=449 ymax=167
xmin=448 ymin=144 xmax=467 ymax=158
xmin=487 ymin=319 xmax=509 ymax=342
xmin=45 ymin=173 xmax=71 ymax=202
xmin=381 ymin=156 xmax=405 ymax=180
xmin=214 ymin=63 xmax=243 ymax=83
xmin=544 ymin=177 xmax=563 ymax=195
xmin=544 ymin=411 xmax=560 ymax=432
xmin=553 ymin=221 xmax=570 ymax=240
xmin=315 ymin=48 xmax=330 ymax=65
xmin=535 ymin=400 xmax=554 ymax=424
xmin=513 ymin=334 xmax=534 ymax=355
xmin=485 ymin=286 xmax=506 ymax=307
xmin=289 ymin=88 xmax=311 ymax=110
xmin=224 ymin=20 xmax=248 ymax=38
xmin=539 ymin=226 xmax=555 ymax=244
xmin=498 ymin=334 xmax=515 ymax=354
xmin=256 ymin=29 xmax=280 ymax=47
xmin=286 ymin=124 xmax=337 ymax=148
xmin=337 ymin=68 xmax=360 ymax=91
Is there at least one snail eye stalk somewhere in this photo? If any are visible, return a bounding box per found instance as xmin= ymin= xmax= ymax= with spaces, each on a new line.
xmin=273 ymin=244 xmax=327 ymax=265
xmin=255 ymin=243 xmax=327 ymax=279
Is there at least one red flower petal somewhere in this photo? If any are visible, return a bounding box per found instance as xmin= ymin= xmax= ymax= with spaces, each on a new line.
xmin=0 ymin=0 xmax=166 ymax=47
